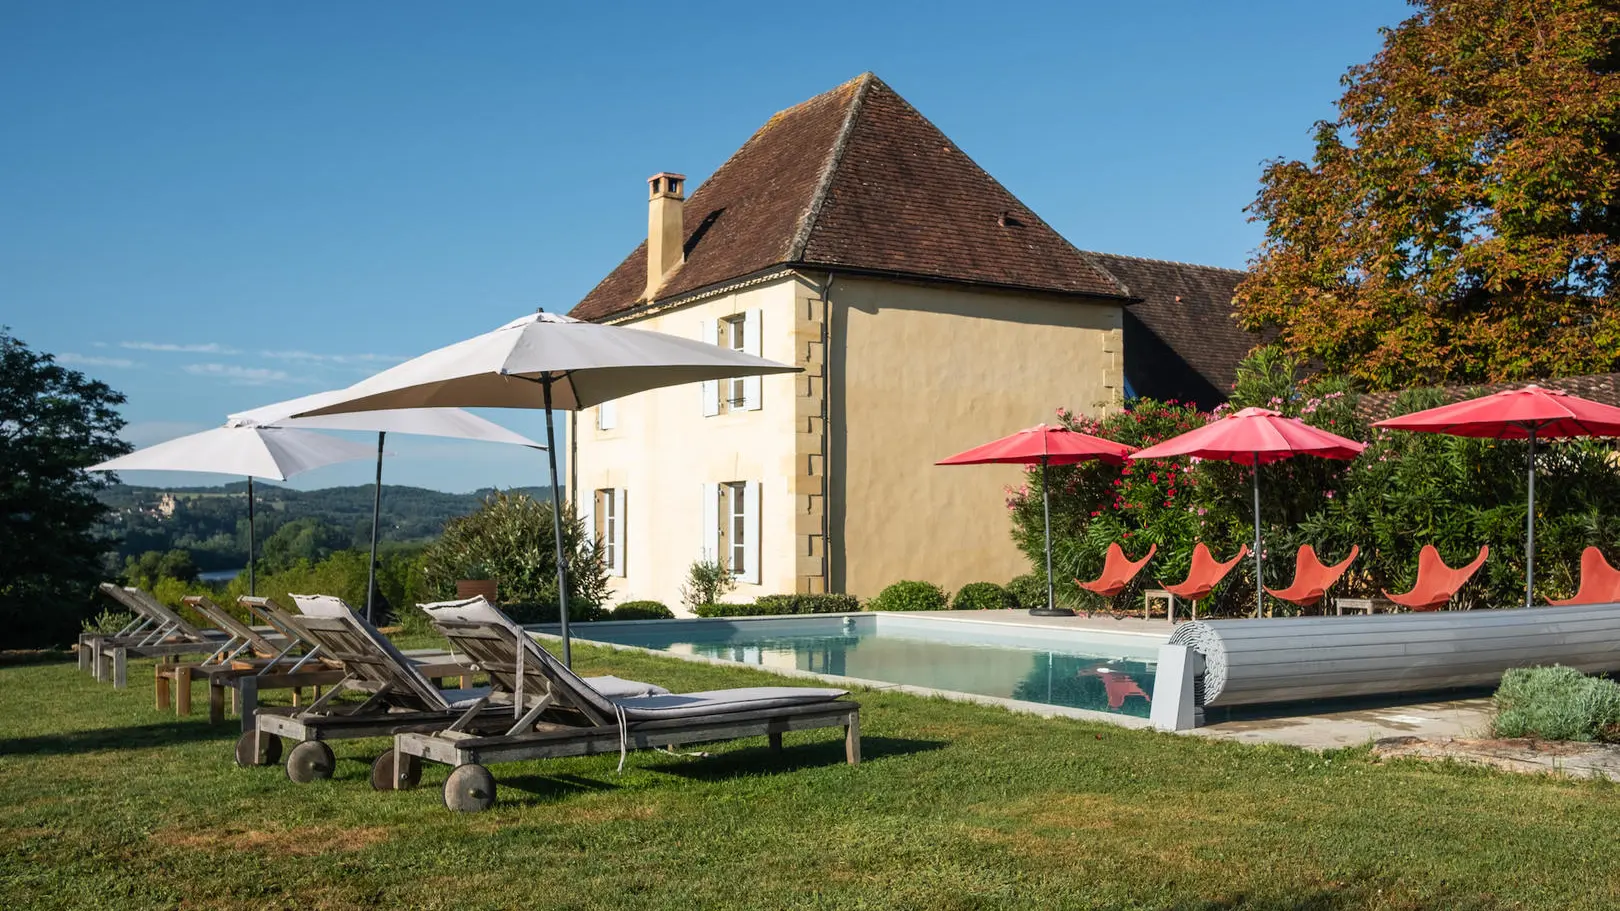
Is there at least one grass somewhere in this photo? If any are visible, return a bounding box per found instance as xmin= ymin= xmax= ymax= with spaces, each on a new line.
xmin=2 ymin=646 xmax=1619 ymax=910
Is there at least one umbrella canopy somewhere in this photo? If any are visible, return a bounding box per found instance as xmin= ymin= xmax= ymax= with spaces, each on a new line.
xmin=1374 ymin=385 xmax=1620 ymax=607
xmin=937 ymin=423 xmax=1135 ymax=467
xmin=89 ymin=423 xmax=378 ymax=481
xmin=1132 ymin=408 xmax=1365 ymax=616
xmin=939 ymin=425 xmax=1136 ymax=615
xmin=230 ymin=388 xmax=542 ymax=448
xmin=1372 ymin=385 xmax=1620 ymax=439
xmin=292 ymin=311 xmax=798 ymax=416
xmin=231 ymin=388 xmax=543 ymax=621
xmin=88 ymin=424 xmax=379 ymax=595
xmin=289 ymin=309 xmax=800 ymax=666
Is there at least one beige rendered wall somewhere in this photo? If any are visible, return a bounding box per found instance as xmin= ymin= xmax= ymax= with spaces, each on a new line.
xmin=574 ymin=278 xmax=808 ymax=614
xmin=831 ymin=277 xmax=1123 ymax=599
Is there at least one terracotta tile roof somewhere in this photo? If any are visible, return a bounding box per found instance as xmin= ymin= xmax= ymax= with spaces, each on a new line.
xmin=571 ymin=73 xmax=1129 ymax=322
xmin=1358 ymin=373 xmax=1620 ymax=421
xmin=1086 ymin=253 xmax=1262 ymax=404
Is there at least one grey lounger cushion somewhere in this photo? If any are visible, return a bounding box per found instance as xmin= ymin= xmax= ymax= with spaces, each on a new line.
xmin=612 ymin=687 xmax=849 ymax=720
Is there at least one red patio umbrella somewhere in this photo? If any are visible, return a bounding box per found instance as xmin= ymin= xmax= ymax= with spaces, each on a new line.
xmin=1374 ymin=385 xmax=1620 ymax=607
xmin=938 ymin=424 xmax=1135 ymax=616
xmin=1131 ymin=407 xmax=1365 ymax=616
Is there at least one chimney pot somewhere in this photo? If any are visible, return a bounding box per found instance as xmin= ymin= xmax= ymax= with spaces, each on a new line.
xmin=645 ymin=171 xmax=687 ymax=299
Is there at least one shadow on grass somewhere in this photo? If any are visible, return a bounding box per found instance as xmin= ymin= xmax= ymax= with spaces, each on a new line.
xmin=0 ymin=649 xmax=76 ymax=668
xmin=651 ymin=735 xmax=946 ymax=782
xmin=0 ymin=720 xmax=228 ymax=757
xmin=1167 ymin=877 xmax=1503 ymax=911
xmin=490 ymin=737 xmax=945 ymax=807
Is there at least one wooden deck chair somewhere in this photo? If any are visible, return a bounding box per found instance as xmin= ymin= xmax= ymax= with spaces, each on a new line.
xmin=1075 ymin=543 xmax=1157 ymax=600
xmin=1266 ymin=545 xmax=1360 ymax=611
xmin=1383 ymin=545 xmax=1489 ymax=612
xmin=148 ymin=597 xmax=301 ymax=715
xmin=393 ymin=597 xmax=860 ymax=812
xmin=244 ymin=594 xmax=664 ymax=787
xmin=85 ymin=585 xmax=242 ymax=687
xmin=1164 ymin=543 xmax=1249 ymax=619
xmin=1547 ymin=547 xmax=1620 ymax=606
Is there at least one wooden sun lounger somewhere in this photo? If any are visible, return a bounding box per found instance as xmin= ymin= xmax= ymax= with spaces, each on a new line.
xmin=218 ymin=596 xmax=472 ymax=730
xmin=85 ymin=585 xmax=286 ymax=688
xmin=390 ymin=597 xmax=860 ymax=812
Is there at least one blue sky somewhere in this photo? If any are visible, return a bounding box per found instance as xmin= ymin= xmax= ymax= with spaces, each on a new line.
xmin=1 ymin=1 xmax=1411 ymax=492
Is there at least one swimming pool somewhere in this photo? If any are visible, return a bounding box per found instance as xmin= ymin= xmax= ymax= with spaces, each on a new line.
xmin=565 ymin=614 xmax=1165 ymax=718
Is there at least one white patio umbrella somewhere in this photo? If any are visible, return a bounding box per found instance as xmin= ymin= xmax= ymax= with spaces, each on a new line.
xmin=230 ymin=389 xmax=543 ymax=621
xmin=87 ymin=424 xmax=379 ymax=595
xmin=292 ymin=310 xmax=799 ymax=665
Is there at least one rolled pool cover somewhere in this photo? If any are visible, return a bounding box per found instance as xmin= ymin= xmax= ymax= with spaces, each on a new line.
xmin=1168 ymin=603 xmax=1620 ymax=708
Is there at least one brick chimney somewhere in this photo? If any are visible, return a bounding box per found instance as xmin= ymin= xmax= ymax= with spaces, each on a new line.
xmin=645 ymin=172 xmax=686 ymax=299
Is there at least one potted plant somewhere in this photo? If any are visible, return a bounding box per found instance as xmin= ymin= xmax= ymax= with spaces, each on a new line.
xmin=455 ymin=563 xmax=497 ymax=603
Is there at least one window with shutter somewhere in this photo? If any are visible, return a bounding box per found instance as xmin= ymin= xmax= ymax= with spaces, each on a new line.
xmin=699 ymin=319 xmax=719 ymax=417
xmin=597 ymin=399 xmax=617 ymax=431
xmin=742 ymin=309 xmax=762 ymax=411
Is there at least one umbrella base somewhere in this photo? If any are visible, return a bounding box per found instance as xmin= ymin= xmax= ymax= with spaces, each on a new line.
xmin=1028 ymin=608 xmax=1076 ymax=617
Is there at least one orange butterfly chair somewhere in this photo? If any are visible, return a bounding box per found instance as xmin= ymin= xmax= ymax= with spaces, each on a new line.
xmin=1267 ymin=545 xmax=1360 ymax=612
xmin=1074 ymin=543 xmax=1157 ymax=603
xmin=1163 ymin=543 xmax=1249 ymax=619
xmin=1547 ymin=547 xmax=1620 ymax=606
xmin=1383 ymin=545 xmax=1489 ymax=611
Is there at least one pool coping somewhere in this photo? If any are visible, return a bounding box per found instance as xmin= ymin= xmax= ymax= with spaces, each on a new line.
xmin=525 ymin=615 xmax=1157 ymax=730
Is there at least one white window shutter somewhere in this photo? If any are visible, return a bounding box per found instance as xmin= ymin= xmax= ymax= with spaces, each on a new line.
xmin=700 ymin=319 xmax=719 ymax=416
xmin=742 ymin=309 xmax=763 ymax=411
xmin=701 ymin=482 xmax=719 ymax=563
xmin=612 ymin=488 xmax=627 ymax=577
xmin=579 ymin=489 xmax=596 ymax=549
xmin=741 ymin=480 xmax=761 ymax=584
xmin=598 ymin=399 xmax=617 ymax=431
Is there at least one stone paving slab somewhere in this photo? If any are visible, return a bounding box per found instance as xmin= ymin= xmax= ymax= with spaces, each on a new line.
xmin=1372 ymin=736 xmax=1620 ymax=781
xmin=1192 ymin=697 xmax=1497 ymax=750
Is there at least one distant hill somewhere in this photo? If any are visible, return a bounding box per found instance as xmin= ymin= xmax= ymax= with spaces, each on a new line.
xmin=97 ymin=482 xmax=553 ymax=570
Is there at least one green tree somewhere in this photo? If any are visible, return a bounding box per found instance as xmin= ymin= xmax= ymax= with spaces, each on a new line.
xmin=1236 ymin=0 xmax=1620 ymax=390
xmin=259 ymin=517 xmax=350 ymax=572
xmin=418 ymin=491 xmax=608 ymax=624
xmin=122 ymin=548 xmax=200 ymax=589
xmin=0 ymin=330 xmax=132 ymax=646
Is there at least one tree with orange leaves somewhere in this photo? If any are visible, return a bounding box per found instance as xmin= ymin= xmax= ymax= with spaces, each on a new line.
xmin=1236 ymin=0 xmax=1620 ymax=390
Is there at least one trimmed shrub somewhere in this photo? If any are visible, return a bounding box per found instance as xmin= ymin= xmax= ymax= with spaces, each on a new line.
xmin=951 ymin=581 xmax=1016 ymax=611
xmin=867 ymin=581 xmax=948 ymax=612
xmin=1006 ymin=573 xmax=1048 ymax=610
xmin=610 ymin=600 xmax=674 ymax=621
xmin=755 ymin=593 xmax=860 ymax=615
xmin=694 ymin=594 xmax=861 ymax=618
xmin=1492 ymin=666 xmax=1620 ymax=743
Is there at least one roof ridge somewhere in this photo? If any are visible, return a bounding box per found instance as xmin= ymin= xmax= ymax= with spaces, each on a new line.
xmin=1087 ymin=250 xmax=1247 ymax=275
xmin=787 ymin=72 xmax=874 ymax=262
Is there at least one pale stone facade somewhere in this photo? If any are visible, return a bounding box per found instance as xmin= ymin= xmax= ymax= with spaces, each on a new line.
xmin=573 ymin=272 xmax=1122 ymax=612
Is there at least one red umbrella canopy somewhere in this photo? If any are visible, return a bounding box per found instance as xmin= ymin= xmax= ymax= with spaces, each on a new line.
xmin=1130 ymin=407 xmax=1365 ymax=466
xmin=1372 ymin=385 xmax=1620 ymax=439
xmin=937 ymin=424 xmax=1135 ymax=466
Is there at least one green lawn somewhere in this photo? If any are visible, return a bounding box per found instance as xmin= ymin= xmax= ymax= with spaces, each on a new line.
xmin=2 ymin=645 xmax=1618 ymax=910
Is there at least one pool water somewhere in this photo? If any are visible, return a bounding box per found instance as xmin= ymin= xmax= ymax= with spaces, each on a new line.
xmin=573 ymin=615 xmax=1160 ymax=717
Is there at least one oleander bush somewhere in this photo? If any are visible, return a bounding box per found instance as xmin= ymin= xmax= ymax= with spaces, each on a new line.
xmin=609 ymin=600 xmax=674 ymax=620
xmin=866 ymin=580 xmax=948 ymax=612
xmin=1012 ymin=348 xmax=1620 ymax=616
xmin=1492 ymin=666 xmax=1620 ymax=743
xmin=951 ymin=581 xmax=1016 ymax=611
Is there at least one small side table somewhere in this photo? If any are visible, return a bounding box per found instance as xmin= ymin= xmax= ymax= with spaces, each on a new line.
xmin=1334 ymin=597 xmax=1394 ymax=616
xmin=1143 ymin=589 xmax=1178 ymax=623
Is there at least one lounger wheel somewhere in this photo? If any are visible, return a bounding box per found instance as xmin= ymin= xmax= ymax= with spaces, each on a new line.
xmin=443 ymin=764 xmax=497 ymax=812
xmin=285 ymin=741 xmax=336 ymax=784
xmin=234 ymin=731 xmax=282 ymax=768
xmin=370 ymin=751 xmax=423 ymax=791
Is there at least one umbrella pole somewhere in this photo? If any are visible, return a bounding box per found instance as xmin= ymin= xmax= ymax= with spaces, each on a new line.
xmin=1525 ymin=428 xmax=1537 ymax=608
xmin=366 ymin=431 xmax=385 ymax=624
xmin=541 ymin=377 xmax=573 ymax=667
xmin=1252 ymin=458 xmax=1263 ymax=618
xmin=246 ymin=477 xmax=256 ymax=597
xmin=1041 ymin=456 xmax=1054 ymax=613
